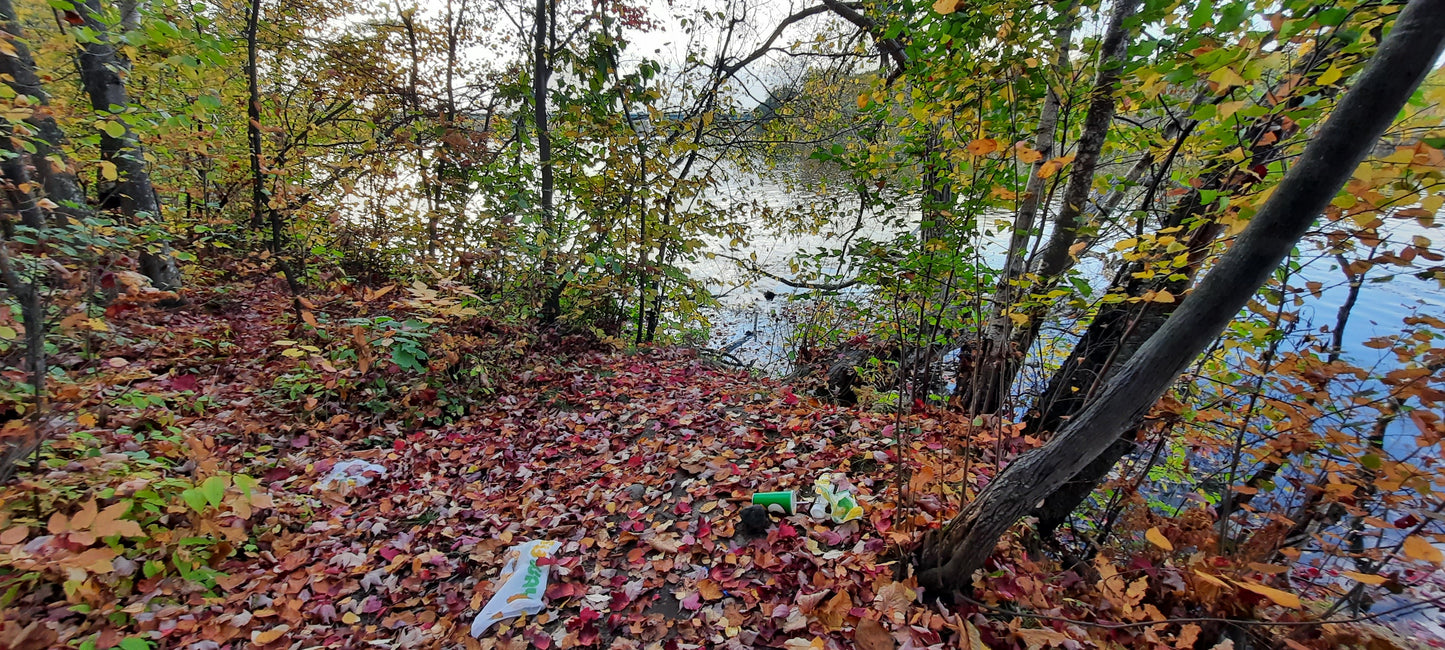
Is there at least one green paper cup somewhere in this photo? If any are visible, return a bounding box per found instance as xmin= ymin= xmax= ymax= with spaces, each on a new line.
xmin=752 ymin=491 xmax=795 ymax=514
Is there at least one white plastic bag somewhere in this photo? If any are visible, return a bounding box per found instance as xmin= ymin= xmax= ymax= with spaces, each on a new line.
xmin=315 ymin=459 xmax=387 ymax=491
xmin=470 ymin=539 xmax=560 ymax=637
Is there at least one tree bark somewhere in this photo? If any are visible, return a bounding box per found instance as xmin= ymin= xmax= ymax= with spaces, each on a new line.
xmin=913 ymin=0 xmax=1445 ymax=594
xmin=76 ymin=0 xmax=182 ymax=291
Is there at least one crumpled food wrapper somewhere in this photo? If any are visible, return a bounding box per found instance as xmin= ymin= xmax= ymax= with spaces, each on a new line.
xmin=315 ymin=459 xmax=387 ymax=491
xmin=809 ymin=474 xmax=863 ymax=523
xmin=470 ymin=539 xmax=560 ymax=637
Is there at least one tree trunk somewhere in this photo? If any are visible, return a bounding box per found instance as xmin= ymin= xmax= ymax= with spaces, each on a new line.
xmin=0 ymin=0 xmax=87 ymax=222
xmin=963 ymin=9 xmax=1073 ymax=413
xmin=245 ymin=0 xmax=267 ymax=240
xmin=533 ymin=0 xmax=559 ymax=323
xmin=973 ymin=0 xmax=1138 ymax=409
xmin=913 ymin=0 xmax=1445 ymax=594
xmin=0 ymin=124 xmax=44 ymax=230
xmin=76 ymin=0 xmax=182 ymax=291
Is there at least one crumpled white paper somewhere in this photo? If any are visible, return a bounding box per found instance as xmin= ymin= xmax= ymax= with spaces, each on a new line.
xmin=315 ymin=459 xmax=387 ymax=491
xmin=470 ymin=539 xmax=560 ymax=637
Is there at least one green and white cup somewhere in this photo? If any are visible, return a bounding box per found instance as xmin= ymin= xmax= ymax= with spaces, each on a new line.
xmin=752 ymin=491 xmax=795 ymax=514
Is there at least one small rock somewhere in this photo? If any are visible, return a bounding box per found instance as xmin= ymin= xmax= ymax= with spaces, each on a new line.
xmin=623 ymin=484 xmax=646 ymax=501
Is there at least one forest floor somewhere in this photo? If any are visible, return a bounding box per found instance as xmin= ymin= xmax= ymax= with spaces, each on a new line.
xmin=0 ymin=261 xmax=1416 ymax=649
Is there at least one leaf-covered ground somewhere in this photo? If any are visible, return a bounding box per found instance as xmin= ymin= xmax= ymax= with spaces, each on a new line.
xmin=0 ymin=270 xmax=1423 ymax=649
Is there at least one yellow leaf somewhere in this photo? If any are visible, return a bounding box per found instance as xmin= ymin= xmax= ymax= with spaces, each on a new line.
xmin=1193 ymin=570 xmax=1230 ymax=588
xmin=1317 ymin=64 xmax=1343 ymax=86
xmin=959 ymin=621 xmax=987 ymax=649
xmin=1234 ymin=581 xmax=1302 ymax=609
xmin=1151 ymin=289 xmax=1176 ymax=303
xmin=99 ymin=161 xmax=118 ymax=182
xmin=1208 ymin=66 xmax=1248 ymax=90
xmin=857 ymin=94 xmax=869 ymax=110
xmin=1403 ymin=535 xmax=1443 ymax=564
xmin=78 ymin=413 xmax=98 ymax=427
xmin=932 ymin=0 xmax=959 ymax=14
xmin=1145 ymin=527 xmax=1173 ymax=551
xmin=251 ymin=624 xmax=291 ymax=645
xmin=1216 ymin=100 xmax=1246 ymax=120
xmin=1341 ymin=571 xmax=1386 ymax=585
xmin=341 ymin=611 xmax=360 ymax=624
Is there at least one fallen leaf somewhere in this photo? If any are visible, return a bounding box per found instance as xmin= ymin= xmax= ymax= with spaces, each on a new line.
xmin=697 ymin=578 xmax=724 ymax=601
xmin=854 ymin=618 xmax=895 ymax=650
xmin=1015 ymin=625 xmax=1071 ymax=649
xmin=815 ymin=590 xmax=852 ymax=631
xmin=0 ymin=525 xmax=27 ymax=544
xmin=252 ymin=624 xmax=291 ymax=645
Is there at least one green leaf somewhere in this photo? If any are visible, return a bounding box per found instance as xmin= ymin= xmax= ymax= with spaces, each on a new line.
xmin=201 ymin=476 xmax=228 ymax=507
xmin=143 ymin=560 xmax=165 ymax=578
xmin=180 ymin=487 xmax=207 ymax=513
xmin=102 ymin=120 xmax=127 ymax=138
xmin=1188 ymin=0 xmax=1214 ymax=30
xmin=119 ymin=637 xmax=151 ymax=650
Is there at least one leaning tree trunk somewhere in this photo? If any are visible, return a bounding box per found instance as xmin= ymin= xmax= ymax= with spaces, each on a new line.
xmin=965 ymin=0 xmax=1136 ymax=412
xmin=1026 ymin=32 xmax=1359 ymax=538
xmin=913 ymin=0 xmax=1445 ymax=594
xmin=76 ymin=0 xmax=182 ymax=291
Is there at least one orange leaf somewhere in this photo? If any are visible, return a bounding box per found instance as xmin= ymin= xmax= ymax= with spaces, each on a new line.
xmin=301 ymin=310 xmax=319 ymax=328
xmin=816 ymin=590 xmax=852 ymax=631
xmin=966 ymin=139 xmax=1000 ymax=156
xmin=0 ymin=525 xmax=27 ymax=544
xmin=92 ymin=501 xmax=143 ymax=538
xmin=71 ymin=499 xmax=99 ymax=530
xmin=697 ymin=578 xmax=724 ymax=601
xmin=932 ymin=0 xmax=959 ymax=14
xmin=1235 ymin=581 xmax=1302 ymax=609
xmin=1403 ymin=535 xmax=1443 ymax=564
xmin=1145 ymin=527 xmax=1173 ymax=551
